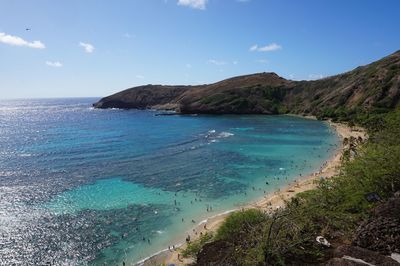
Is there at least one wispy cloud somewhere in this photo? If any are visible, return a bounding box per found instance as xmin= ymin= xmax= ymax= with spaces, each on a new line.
xmin=123 ymin=33 xmax=135 ymax=38
xmin=79 ymin=42 xmax=94 ymax=53
xmin=255 ymin=59 xmax=268 ymax=64
xmin=0 ymin=32 xmax=45 ymax=49
xmin=208 ymin=59 xmax=227 ymax=66
xmin=249 ymin=43 xmax=282 ymax=52
xmin=136 ymin=75 xmax=145 ymax=79
xmin=308 ymin=74 xmax=324 ymax=80
xmin=177 ymin=0 xmax=207 ymax=10
xmin=45 ymin=61 xmax=62 ymax=68
xmin=249 ymin=44 xmax=258 ymax=52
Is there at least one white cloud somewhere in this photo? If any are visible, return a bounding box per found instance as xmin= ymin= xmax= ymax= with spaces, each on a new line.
xmin=79 ymin=42 xmax=94 ymax=53
xmin=255 ymin=59 xmax=268 ymax=64
xmin=123 ymin=33 xmax=136 ymax=38
xmin=45 ymin=61 xmax=62 ymax=67
xmin=249 ymin=44 xmax=258 ymax=51
xmin=208 ymin=59 xmax=227 ymax=66
xmin=249 ymin=43 xmax=282 ymax=52
xmin=308 ymin=74 xmax=324 ymax=80
xmin=177 ymin=0 xmax=207 ymax=10
xmin=0 ymin=32 xmax=45 ymax=49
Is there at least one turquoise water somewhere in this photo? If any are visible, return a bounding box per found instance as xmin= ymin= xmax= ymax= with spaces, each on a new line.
xmin=0 ymin=98 xmax=339 ymax=265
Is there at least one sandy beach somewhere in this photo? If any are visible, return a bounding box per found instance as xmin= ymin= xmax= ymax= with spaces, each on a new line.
xmin=143 ymin=119 xmax=367 ymax=266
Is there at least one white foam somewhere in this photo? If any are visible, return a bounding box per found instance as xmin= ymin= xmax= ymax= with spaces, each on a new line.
xmin=197 ymin=219 xmax=208 ymax=226
xmin=136 ymin=244 xmax=183 ymax=265
xmin=197 ymin=209 xmax=238 ymax=226
xmin=218 ymin=132 xmax=234 ymax=138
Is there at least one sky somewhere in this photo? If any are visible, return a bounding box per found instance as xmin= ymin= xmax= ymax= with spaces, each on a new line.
xmin=0 ymin=0 xmax=399 ymax=99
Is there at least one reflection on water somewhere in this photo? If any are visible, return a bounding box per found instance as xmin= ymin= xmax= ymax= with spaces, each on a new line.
xmin=0 ymin=98 xmax=338 ymax=264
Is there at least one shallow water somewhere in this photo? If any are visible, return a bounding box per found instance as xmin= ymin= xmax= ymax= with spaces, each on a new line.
xmin=0 ymin=98 xmax=339 ymax=265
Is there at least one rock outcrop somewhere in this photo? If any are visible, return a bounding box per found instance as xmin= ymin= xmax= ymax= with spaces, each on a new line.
xmin=353 ymin=192 xmax=400 ymax=255
xmin=327 ymin=245 xmax=399 ymax=265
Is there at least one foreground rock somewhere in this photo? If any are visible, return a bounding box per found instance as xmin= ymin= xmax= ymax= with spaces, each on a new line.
xmin=196 ymin=240 xmax=237 ymax=266
xmin=353 ymin=192 xmax=400 ymax=255
xmin=326 ymin=245 xmax=399 ymax=265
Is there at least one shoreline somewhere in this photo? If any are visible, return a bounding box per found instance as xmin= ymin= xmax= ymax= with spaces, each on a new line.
xmin=142 ymin=119 xmax=367 ymax=266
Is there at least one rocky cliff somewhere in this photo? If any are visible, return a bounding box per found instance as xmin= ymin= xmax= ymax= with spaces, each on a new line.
xmin=93 ymin=50 xmax=400 ymax=116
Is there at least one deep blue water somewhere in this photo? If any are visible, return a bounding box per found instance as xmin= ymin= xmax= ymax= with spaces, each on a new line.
xmin=0 ymin=98 xmax=338 ymax=265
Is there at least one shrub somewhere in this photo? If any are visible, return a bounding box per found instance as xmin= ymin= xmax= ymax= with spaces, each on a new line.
xmin=181 ymin=232 xmax=214 ymax=259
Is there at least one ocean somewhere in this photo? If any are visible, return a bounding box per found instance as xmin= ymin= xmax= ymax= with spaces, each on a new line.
xmin=0 ymin=98 xmax=339 ymax=265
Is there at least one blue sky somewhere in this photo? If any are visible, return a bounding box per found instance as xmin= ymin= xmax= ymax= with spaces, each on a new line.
xmin=0 ymin=0 xmax=399 ymax=99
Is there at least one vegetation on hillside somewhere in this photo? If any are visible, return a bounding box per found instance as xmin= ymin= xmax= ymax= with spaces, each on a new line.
xmin=187 ymin=109 xmax=400 ymax=265
xmin=94 ymin=50 xmax=400 ymax=116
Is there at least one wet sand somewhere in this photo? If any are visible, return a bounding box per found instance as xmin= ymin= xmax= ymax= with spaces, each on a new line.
xmin=143 ymin=120 xmax=366 ymax=266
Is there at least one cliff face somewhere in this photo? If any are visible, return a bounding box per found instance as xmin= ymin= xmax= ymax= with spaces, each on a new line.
xmin=93 ymin=85 xmax=192 ymax=109
xmin=93 ymin=50 xmax=400 ymax=115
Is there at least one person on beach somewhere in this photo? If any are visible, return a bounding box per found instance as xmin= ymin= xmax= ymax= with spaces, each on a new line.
xmin=204 ymin=224 xmax=207 ymax=230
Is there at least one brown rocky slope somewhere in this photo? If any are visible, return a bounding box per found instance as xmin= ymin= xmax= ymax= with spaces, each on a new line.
xmin=93 ymin=50 xmax=400 ymax=116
